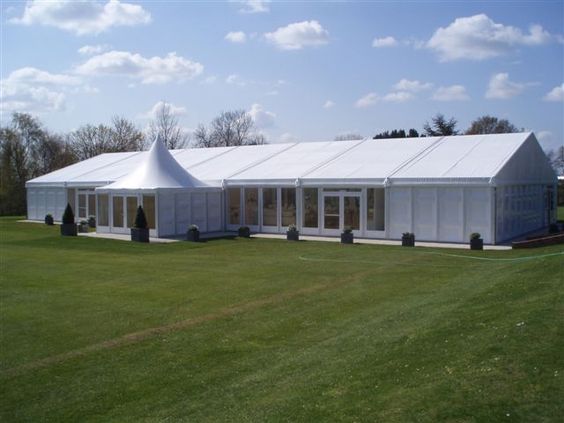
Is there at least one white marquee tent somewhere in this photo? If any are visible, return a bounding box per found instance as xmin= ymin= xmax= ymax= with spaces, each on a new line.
xmin=26 ymin=133 xmax=557 ymax=244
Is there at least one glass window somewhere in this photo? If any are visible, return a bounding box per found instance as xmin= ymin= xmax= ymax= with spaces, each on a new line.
xmin=262 ymin=188 xmax=277 ymax=226
xmin=78 ymin=194 xmax=87 ymax=218
xmin=344 ymin=196 xmax=360 ymax=230
xmin=281 ymin=188 xmax=296 ymax=227
xmin=112 ymin=196 xmax=124 ymax=227
xmin=324 ymin=196 xmax=339 ymax=229
xmin=366 ymin=188 xmax=385 ymax=231
xmin=127 ymin=196 xmax=138 ymax=228
xmin=97 ymin=194 xmax=109 ymax=226
xmin=143 ymin=195 xmax=156 ymax=229
xmin=244 ymin=188 xmax=259 ymax=226
xmin=88 ymin=194 xmax=96 ymax=217
xmin=303 ymin=188 xmax=318 ymax=228
xmin=228 ymin=188 xmax=241 ymax=225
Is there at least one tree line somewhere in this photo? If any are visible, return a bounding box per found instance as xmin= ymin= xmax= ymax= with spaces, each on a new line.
xmin=1 ymin=109 xmax=562 ymax=216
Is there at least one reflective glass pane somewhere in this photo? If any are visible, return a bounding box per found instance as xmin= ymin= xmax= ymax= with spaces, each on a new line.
xmin=324 ymin=196 xmax=339 ymax=229
xmin=78 ymin=194 xmax=87 ymax=218
xmin=245 ymin=188 xmax=259 ymax=226
xmin=281 ymin=188 xmax=296 ymax=227
xmin=127 ymin=196 xmax=137 ymax=228
xmin=97 ymin=194 xmax=109 ymax=226
xmin=262 ymin=188 xmax=277 ymax=226
xmin=344 ymin=196 xmax=360 ymax=230
xmin=303 ymin=188 xmax=318 ymax=228
xmin=228 ymin=188 xmax=240 ymax=225
xmin=112 ymin=197 xmax=123 ymax=227
xmin=366 ymin=188 xmax=385 ymax=231
xmin=88 ymin=194 xmax=96 ymax=217
xmin=143 ymin=195 xmax=156 ymax=229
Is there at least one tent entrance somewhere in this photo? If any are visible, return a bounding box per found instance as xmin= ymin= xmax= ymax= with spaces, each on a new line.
xmin=322 ymin=190 xmax=361 ymax=235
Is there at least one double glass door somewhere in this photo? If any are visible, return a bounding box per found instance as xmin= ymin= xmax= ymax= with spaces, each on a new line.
xmin=322 ymin=192 xmax=361 ymax=234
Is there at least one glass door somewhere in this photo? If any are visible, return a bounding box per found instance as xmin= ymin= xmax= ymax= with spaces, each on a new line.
xmin=344 ymin=196 xmax=360 ymax=231
xmin=323 ymin=195 xmax=341 ymax=234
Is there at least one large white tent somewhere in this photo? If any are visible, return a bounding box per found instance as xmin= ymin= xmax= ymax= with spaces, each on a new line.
xmin=26 ymin=132 xmax=557 ymax=244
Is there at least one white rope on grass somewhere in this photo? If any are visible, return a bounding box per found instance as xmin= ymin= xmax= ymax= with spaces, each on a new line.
xmin=298 ymin=250 xmax=564 ymax=265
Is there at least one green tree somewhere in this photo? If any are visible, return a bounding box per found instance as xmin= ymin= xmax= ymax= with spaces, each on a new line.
xmin=466 ymin=115 xmax=520 ymax=135
xmin=423 ymin=114 xmax=459 ymax=136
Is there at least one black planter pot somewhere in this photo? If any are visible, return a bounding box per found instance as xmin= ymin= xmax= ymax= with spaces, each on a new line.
xmin=341 ymin=232 xmax=354 ymax=244
xmin=60 ymin=223 xmax=77 ymax=236
xmin=238 ymin=227 xmax=251 ymax=238
xmin=78 ymin=223 xmax=89 ymax=233
xmin=470 ymin=238 xmax=483 ymax=250
xmin=45 ymin=215 xmax=54 ymax=225
xmin=402 ymin=235 xmax=415 ymax=247
xmin=187 ymin=230 xmax=200 ymax=242
xmin=286 ymin=230 xmax=299 ymax=241
xmin=131 ymin=227 xmax=150 ymax=243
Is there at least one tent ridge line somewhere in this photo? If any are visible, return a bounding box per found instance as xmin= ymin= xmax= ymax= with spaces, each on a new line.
xmin=65 ymin=151 xmax=145 ymax=185
xmin=385 ymin=136 xmax=446 ymax=181
xmin=224 ymin=142 xmax=299 ymax=181
xmin=299 ymin=138 xmax=370 ymax=179
xmin=178 ymin=146 xmax=239 ymax=171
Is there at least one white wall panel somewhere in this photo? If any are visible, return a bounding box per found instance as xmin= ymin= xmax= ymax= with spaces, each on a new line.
xmin=438 ymin=188 xmax=463 ymax=242
xmin=464 ymin=188 xmax=491 ymax=244
xmin=207 ymin=192 xmax=222 ymax=232
xmin=174 ymin=193 xmax=190 ymax=236
xmin=191 ymin=192 xmax=207 ymax=232
xmin=388 ymin=187 xmax=411 ymax=239
xmin=413 ymin=188 xmax=437 ymax=241
xmin=158 ymin=192 xmax=175 ymax=237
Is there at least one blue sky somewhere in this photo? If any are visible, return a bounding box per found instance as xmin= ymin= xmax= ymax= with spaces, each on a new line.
xmin=2 ymin=0 xmax=563 ymax=150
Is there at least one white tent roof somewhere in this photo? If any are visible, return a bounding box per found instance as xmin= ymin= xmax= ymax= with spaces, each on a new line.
xmin=99 ymin=137 xmax=206 ymax=190
xmin=26 ymin=132 xmax=555 ymax=189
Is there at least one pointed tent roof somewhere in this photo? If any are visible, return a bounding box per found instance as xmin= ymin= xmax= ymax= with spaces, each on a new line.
xmin=100 ymin=136 xmax=207 ymax=190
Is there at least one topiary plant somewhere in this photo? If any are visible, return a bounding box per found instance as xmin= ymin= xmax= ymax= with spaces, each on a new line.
xmin=45 ymin=214 xmax=54 ymax=225
xmin=343 ymin=226 xmax=353 ymax=234
xmin=134 ymin=205 xmax=148 ymax=229
xmin=62 ymin=203 xmax=75 ymax=224
xmin=470 ymin=232 xmax=481 ymax=241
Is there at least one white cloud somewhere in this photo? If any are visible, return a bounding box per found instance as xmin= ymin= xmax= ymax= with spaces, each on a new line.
xmin=382 ymin=91 xmax=413 ymax=103
xmin=248 ymin=103 xmax=275 ymax=128
xmin=225 ymin=74 xmax=246 ymax=86
xmin=265 ymin=20 xmax=329 ymax=50
xmin=393 ymin=79 xmax=432 ymax=92
xmin=323 ymin=100 xmax=335 ymax=109
xmin=140 ymin=101 xmax=187 ymax=119
xmin=78 ymin=44 xmax=111 ymax=56
xmin=485 ymin=73 xmax=528 ymax=99
xmin=427 ymin=14 xmax=552 ymax=61
xmin=237 ymin=0 xmax=270 ymax=14
xmin=11 ymin=0 xmax=151 ymax=36
xmin=225 ymin=31 xmax=247 ymax=44
xmin=543 ymin=84 xmax=564 ymax=102
xmin=355 ymin=92 xmax=378 ymax=108
xmin=75 ymin=51 xmax=204 ymax=85
xmin=0 ymin=67 xmax=82 ymax=114
xmin=278 ymin=132 xmax=297 ymax=143
xmin=201 ymin=75 xmax=217 ymax=85
xmin=432 ymin=85 xmax=470 ymax=101
xmin=372 ymin=36 xmax=398 ymax=48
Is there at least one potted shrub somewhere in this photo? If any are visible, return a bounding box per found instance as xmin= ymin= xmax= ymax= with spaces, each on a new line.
xmin=78 ymin=220 xmax=89 ymax=233
xmin=187 ymin=224 xmax=200 ymax=242
xmin=470 ymin=232 xmax=483 ymax=250
xmin=88 ymin=215 xmax=96 ymax=228
xmin=131 ymin=205 xmax=149 ymax=243
xmin=286 ymin=224 xmax=299 ymax=241
xmin=341 ymin=226 xmax=354 ymax=244
xmin=44 ymin=214 xmax=54 ymax=225
xmin=60 ymin=203 xmax=77 ymax=236
xmin=402 ymin=232 xmax=415 ymax=247
xmin=238 ymin=226 xmax=251 ymax=238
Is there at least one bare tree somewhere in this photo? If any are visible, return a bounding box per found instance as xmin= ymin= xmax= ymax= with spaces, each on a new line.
xmin=466 ymin=115 xmax=520 ymax=135
xmin=69 ymin=117 xmax=144 ymax=160
xmin=193 ymin=109 xmax=266 ymax=147
xmin=423 ymin=113 xmax=459 ymax=136
xmin=147 ymin=102 xmax=189 ymax=149
xmin=334 ymin=133 xmax=363 ymax=141
xmin=546 ymin=146 xmax=564 ymax=175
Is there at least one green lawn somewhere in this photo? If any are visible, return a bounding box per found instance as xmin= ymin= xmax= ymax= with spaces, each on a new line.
xmin=558 ymin=205 xmax=564 ymax=221
xmin=1 ymin=217 xmax=563 ymax=422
